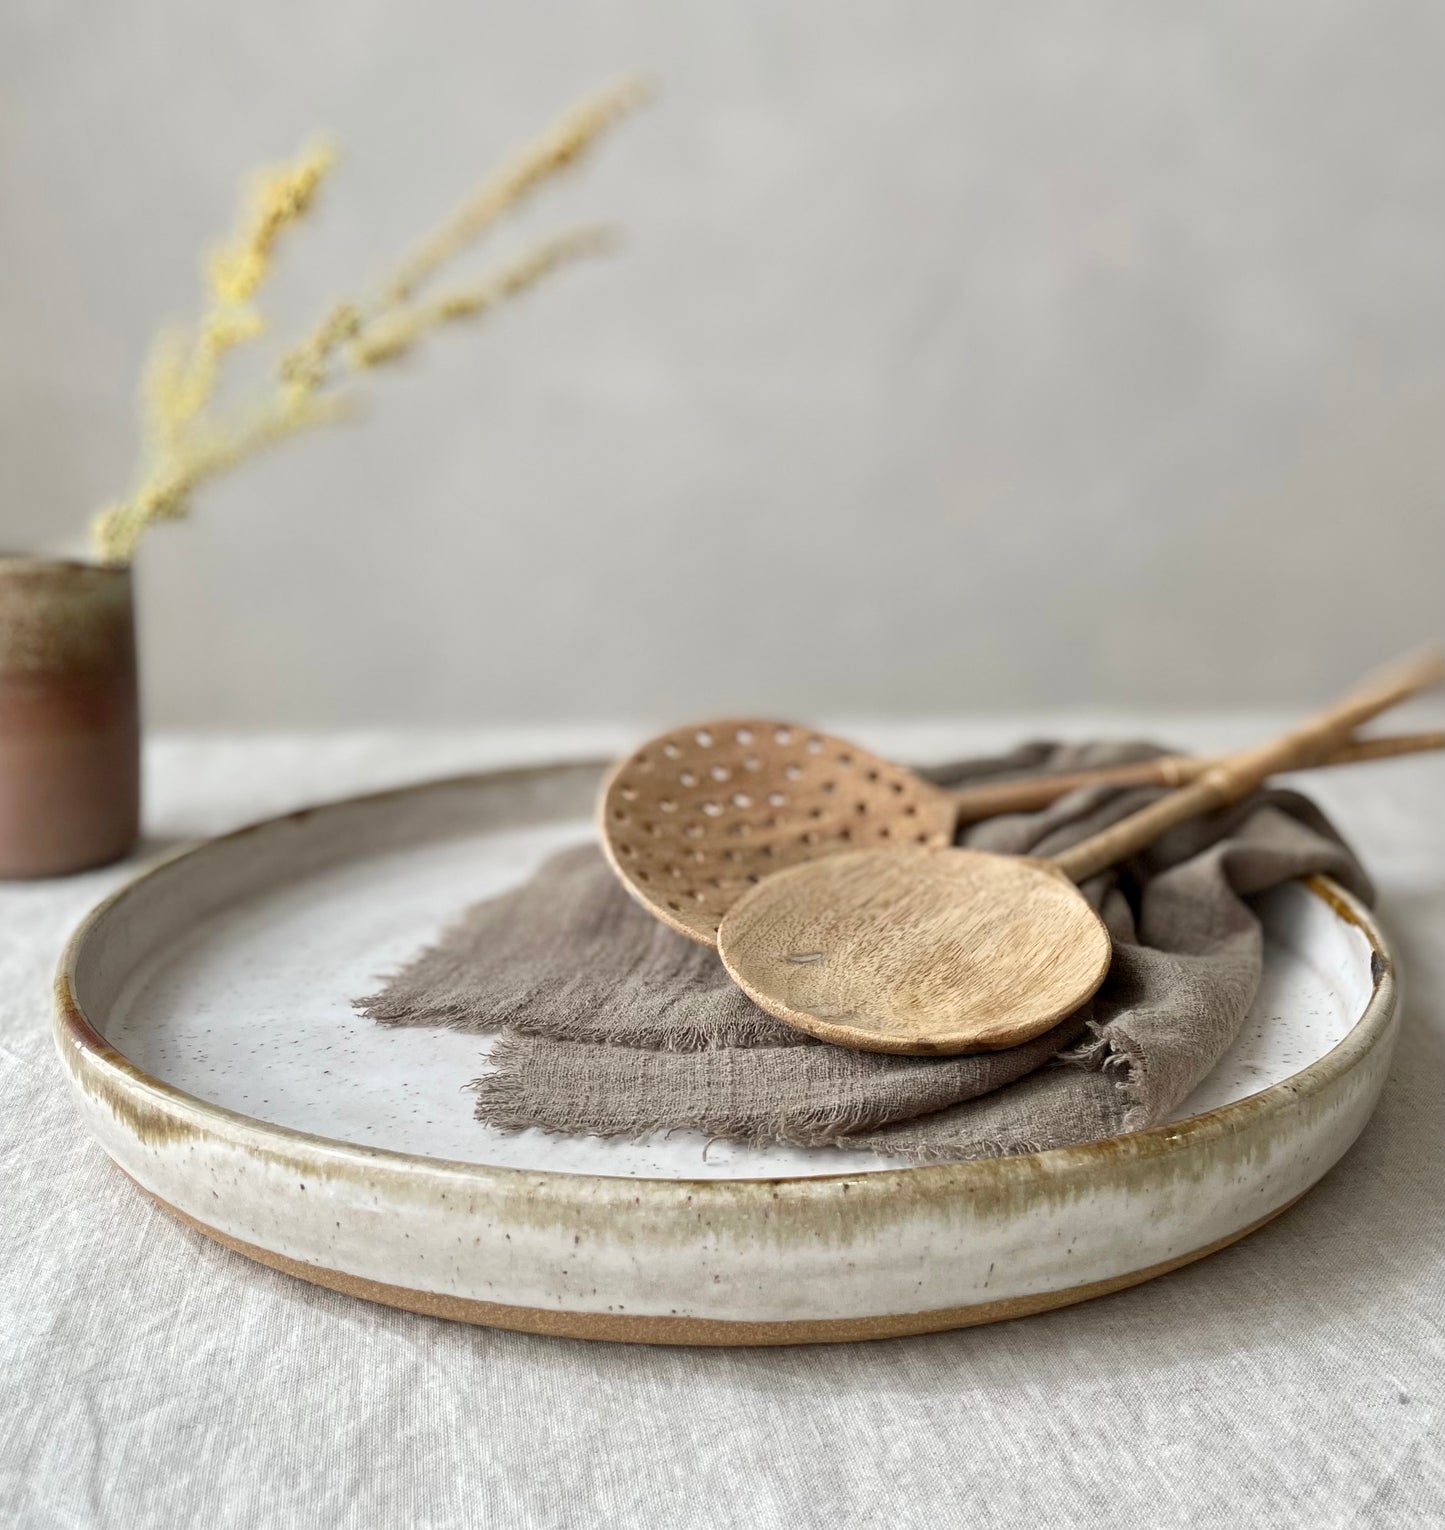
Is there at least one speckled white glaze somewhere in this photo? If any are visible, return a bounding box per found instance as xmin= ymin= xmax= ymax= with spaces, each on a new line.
xmin=53 ymin=761 xmax=1398 ymax=1342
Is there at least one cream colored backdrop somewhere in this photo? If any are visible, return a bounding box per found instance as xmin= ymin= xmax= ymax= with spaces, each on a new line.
xmin=2 ymin=2 xmax=1441 ymax=725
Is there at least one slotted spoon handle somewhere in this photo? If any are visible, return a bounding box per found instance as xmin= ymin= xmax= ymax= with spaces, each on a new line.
xmin=945 ymin=729 xmax=1445 ymax=823
xmin=1051 ymin=646 xmax=1445 ymax=884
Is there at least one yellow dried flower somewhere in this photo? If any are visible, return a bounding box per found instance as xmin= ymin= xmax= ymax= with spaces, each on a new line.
xmin=207 ymin=143 xmax=336 ymax=306
xmin=278 ymin=302 xmax=364 ymax=400
xmin=90 ymin=79 xmax=645 ymax=566
xmin=150 ymin=307 xmax=265 ymax=452
xmin=351 ymin=226 xmax=616 ymax=367
xmin=386 ymin=77 xmax=649 ymax=302
xmin=92 ymin=391 xmax=350 ymax=565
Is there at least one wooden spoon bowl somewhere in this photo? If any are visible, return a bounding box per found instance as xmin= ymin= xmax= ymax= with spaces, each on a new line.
xmin=717 ymin=647 xmax=1444 ymax=1055
xmin=598 ymin=717 xmax=1444 ymax=948
xmin=598 ymin=721 xmax=955 ymax=945
xmin=719 ymin=847 xmax=1110 ymax=1054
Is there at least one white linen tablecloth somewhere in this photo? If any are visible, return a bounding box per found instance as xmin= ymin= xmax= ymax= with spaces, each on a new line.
xmin=3 ymin=723 xmax=1441 ymax=1530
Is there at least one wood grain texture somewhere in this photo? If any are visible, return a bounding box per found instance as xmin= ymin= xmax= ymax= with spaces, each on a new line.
xmin=598 ymin=721 xmax=958 ymax=946
xmin=949 ymin=729 xmax=1444 ymax=819
xmin=599 ymin=716 xmax=1443 ymax=948
xmin=1052 ymin=645 xmax=1445 ymax=882
xmin=719 ymin=847 xmax=1111 ymax=1053
xmin=719 ymin=647 xmax=1442 ymax=1054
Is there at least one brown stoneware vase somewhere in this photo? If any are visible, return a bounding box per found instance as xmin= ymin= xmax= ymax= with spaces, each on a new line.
xmin=0 ymin=556 xmax=140 ymax=878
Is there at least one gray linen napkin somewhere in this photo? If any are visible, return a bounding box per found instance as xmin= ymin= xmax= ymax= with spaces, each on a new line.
xmin=357 ymin=743 xmax=1371 ymax=1161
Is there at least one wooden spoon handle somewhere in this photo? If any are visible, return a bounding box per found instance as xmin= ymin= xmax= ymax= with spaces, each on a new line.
xmin=947 ymin=729 xmax=1445 ymax=824
xmin=1049 ymin=646 xmax=1445 ymax=884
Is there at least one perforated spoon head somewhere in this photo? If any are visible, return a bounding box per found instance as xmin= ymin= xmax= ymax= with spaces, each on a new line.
xmin=598 ymin=721 xmax=958 ymax=946
xmin=717 ymin=846 xmax=1112 ymax=1054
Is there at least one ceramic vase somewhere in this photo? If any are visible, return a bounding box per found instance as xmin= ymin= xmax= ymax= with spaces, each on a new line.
xmin=0 ymin=555 xmax=140 ymax=877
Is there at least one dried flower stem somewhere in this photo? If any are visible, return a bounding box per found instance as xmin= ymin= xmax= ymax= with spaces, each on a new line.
xmin=208 ymin=145 xmax=337 ymax=306
xmin=277 ymin=76 xmax=646 ymax=399
xmin=90 ymin=77 xmax=646 ymax=565
xmin=385 ymin=77 xmax=648 ymax=303
xmin=91 ymin=394 xmax=350 ymax=565
xmin=351 ymin=226 xmax=617 ymax=367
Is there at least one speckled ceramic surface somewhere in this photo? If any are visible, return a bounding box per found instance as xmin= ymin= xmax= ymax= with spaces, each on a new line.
xmin=54 ymin=760 xmax=1398 ymax=1344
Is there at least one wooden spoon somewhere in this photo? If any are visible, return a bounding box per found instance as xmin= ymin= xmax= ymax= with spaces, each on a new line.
xmin=599 ymin=715 xmax=1443 ymax=948
xmin=716 ymin=648 xmax=1444 ymax=1056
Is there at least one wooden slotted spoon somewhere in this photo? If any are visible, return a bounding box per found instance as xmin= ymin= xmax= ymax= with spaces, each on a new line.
xmin=598 ymin=717 xmax=1442 ymax=947
xmin=715 ymin=647 xmax=1444 ymax=1056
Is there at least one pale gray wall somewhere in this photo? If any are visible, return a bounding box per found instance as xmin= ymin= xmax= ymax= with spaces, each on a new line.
xmin=2 ymin=1 xmax=1441 ymax=727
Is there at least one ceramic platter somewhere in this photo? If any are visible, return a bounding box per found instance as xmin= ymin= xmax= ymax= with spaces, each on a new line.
xmin=54 ymin=760 xmax=1397 ymax=1345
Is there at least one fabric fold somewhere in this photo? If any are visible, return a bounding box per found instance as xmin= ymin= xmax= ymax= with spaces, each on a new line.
xmin=356 ymin=741 xmax=1371 ymax=1162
